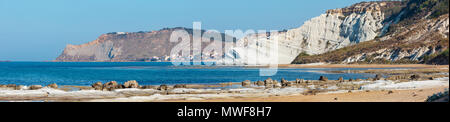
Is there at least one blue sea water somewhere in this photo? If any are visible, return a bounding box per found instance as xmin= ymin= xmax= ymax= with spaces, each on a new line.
xmin=0 ymin=62 xmax=390 ymax=86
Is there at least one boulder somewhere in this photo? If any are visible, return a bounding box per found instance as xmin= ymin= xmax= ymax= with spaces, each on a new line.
xmin=281 ymin=78 xmax=288 ymax=84
xmin=281 ymin=78 xmax=289 ymax=86
xmin=338 ymin=77 xmax=344 ymax=82
xmin=273 ymin=81 xmax=282 ymax=88
xmin=410 ymin=74 xmax=421 ymax=81
xmin=241 ymin=80 xmax=251 ymax=87
xmin=264 ymin=78 xmax=273 ymax=85
xmin=158 ymin=84 xmax=168 ymax=91
xmin=284 ymin=82 xmax=294 ymax=87
xmin=296 ymin=79 xmax=304 ymax=84
xmin=387 ymin=90 xmax=394 ymax=94
xmin=319 ymin=76 xmax=328 ymax=81
xmin=264 ymin=83 xmax=273 ymax=88
xmin=7 ymin=84 xmax=16 ymax=88
xmin=0 ymin=85 xmax=7 ymax=88
xmin=281 ymin=78 xmax=293 ymax=87
xmin=375 ymin=74 xmax=383 ymax=80
xmin=29 ymin=85 xmax=43 ymax=90
xmin=124 ymin=80 xmax=139 ymax=88
xmin=47 ymin=83 xmax=58 ymax=89
xmin=174 ymin=84 xmax=187 ymax=88
xmin=92 ymin=82 xmax=103 ymax=90
xmin=103 ymin=81 xmax=120 ymax=91
xmin=15 ymin=85 xmax=25 ymax=90
xmin=255 ymin=81 xmax=264 ymax=86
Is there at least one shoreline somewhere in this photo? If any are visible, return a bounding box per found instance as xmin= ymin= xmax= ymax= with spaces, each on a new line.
xmin=0 ymin=65 xmax=448 ymax=102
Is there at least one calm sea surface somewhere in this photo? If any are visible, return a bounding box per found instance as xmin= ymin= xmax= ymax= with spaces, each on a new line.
xmin=0 ymin=62 xmax=397 ymax=86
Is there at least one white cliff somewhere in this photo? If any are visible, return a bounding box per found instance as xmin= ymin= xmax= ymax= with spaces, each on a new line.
xmin=225 ymin=2 xmax=390 ymax=64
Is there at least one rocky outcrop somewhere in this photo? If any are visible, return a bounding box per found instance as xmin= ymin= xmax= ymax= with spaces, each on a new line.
xmin=224 ymin=1 xmax=402 ymax=64
xmin=340 ymin=14 xmax=449 ymax=64
xmin=103 ymin=81 xmax=123 ymax=91
xmin=124 ymin=80 xmax=139 ymax=88
xmin=292 ymin=0 xmax=449 ymax=64
xmin=56 ymin=28 xmax=232 ymax=62
xmin=241 ymin=80 xmax=251 ymax=87
xmin=29 ymin=85 xmax=43 ymax=90
xmin=47 ymin=83 xmax=58 ymax=89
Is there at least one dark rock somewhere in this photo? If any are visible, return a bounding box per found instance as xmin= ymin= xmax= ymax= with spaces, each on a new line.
xmin=158 ymin=84 xmax=168 ymax=91
xmin=338 ymin=77 xmax=344 ymax=82
xmin=296 ymin=79 xmax=304 ymax=84
xmin=241 ymin=80 xmax=251 ymax=87
xmin=319 ymin=76 xmax=328 ymax=81
xmin=375 ymin=74 xmax=383 ymax=80
xmin=388 ymin=90 xmax=394 ymax=94
xmin=281 ymin=78 xmax=288 ymax=84
xmin=174 ymin=84 xmax=187 ymax=88
xmin=92 ymin=82 xmax=103 ymax=90
xmin=410 ymin=74 xmax=421 ymax=81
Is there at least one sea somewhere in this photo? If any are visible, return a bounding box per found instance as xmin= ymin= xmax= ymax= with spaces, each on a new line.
xmin=0 ymin=62 xmax=396 ymax=86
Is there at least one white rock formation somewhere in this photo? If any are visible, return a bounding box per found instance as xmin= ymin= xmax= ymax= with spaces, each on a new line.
xmin=225 ymin=2 xmax=388 ymax=64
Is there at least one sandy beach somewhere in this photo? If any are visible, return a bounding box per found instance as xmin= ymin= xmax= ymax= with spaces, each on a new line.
xmin=168 ymin=86 xmax=448 ymax=102
xmin=1 ymin=64 xmax=448 ymax=102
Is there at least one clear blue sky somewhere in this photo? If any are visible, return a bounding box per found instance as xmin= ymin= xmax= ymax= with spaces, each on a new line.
xmin=0 ymin=0 xmax=367 ymax=61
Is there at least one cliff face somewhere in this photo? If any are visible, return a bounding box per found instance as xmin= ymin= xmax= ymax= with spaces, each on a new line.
xmin=341 ymin=14 xmax=449 ymax=64
xmin=56 ymin=28 xmax=229 ymax=62
xmin=57 ymin=30 xmax=175 ymax=61
xmin=292 ymin=0 xmax=449 ymax=65
xmin=225 ymin=1 xmax=403 ymax=64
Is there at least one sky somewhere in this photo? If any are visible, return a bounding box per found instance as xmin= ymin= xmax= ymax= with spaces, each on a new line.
xmin=0 ymin=0 xmax=368 ymax=61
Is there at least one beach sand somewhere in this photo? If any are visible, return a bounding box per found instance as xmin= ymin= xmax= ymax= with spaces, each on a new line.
xmin=167 ymin=86 xmax=448 ymax=102
xmin=1 ymin=64 xmax=448 ymax=102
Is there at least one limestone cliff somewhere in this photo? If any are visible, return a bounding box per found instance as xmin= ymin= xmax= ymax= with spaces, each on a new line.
xmin=56 ymin=28 xmax=230 ymax=62
xmin=292 ymin=0 xmax=449 ymax=65
xmin=225 ymin=1 xmax=403 ymax=64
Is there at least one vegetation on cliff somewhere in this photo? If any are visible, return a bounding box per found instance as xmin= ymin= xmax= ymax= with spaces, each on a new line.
xmin=292 ymin=0 xmax=449 ymax=65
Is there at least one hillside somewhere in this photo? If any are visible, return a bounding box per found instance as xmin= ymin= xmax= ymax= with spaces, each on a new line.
xmin=224 ymin=1 xmax=405 ymax=64
xmin=292 ymin=0 xmax=449 ymax=65
xmin=56 ymin=27 xmax=232 ymax=62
